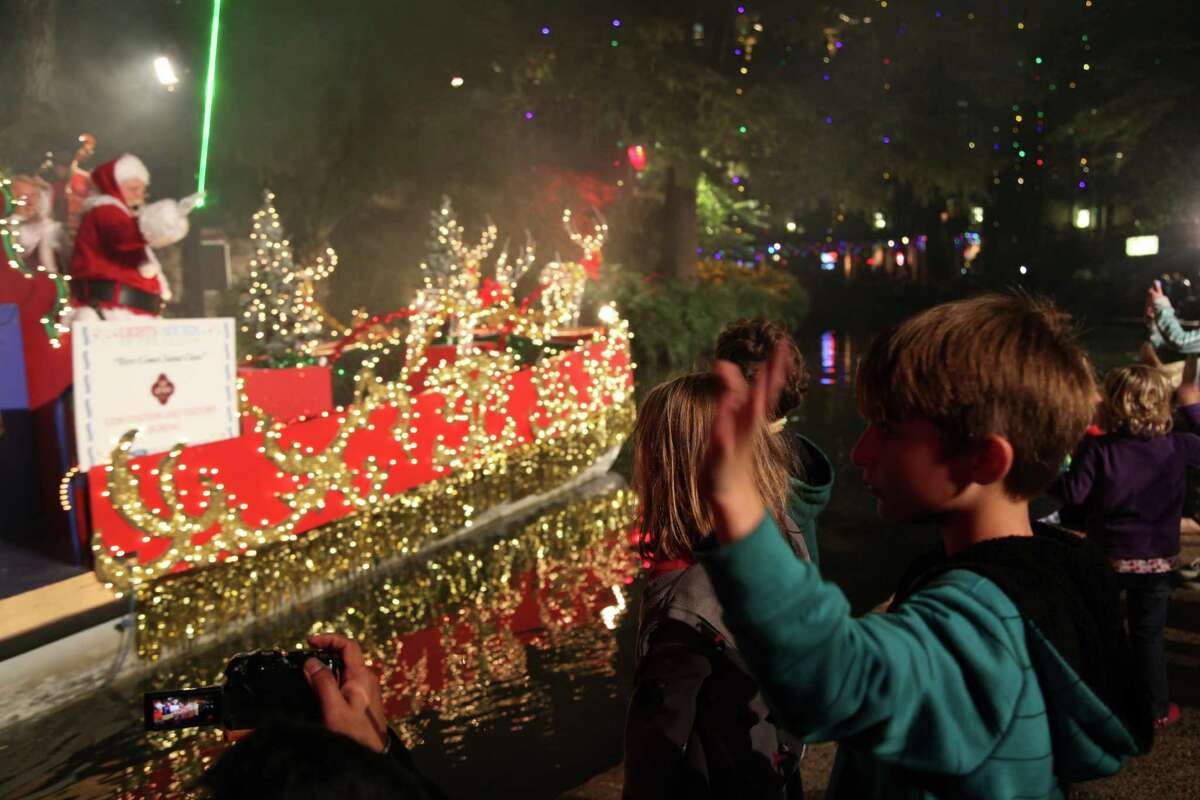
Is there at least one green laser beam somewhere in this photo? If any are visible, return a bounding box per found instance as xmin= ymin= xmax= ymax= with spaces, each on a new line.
xmin=196 ymin=0 xmax=223 ymax=208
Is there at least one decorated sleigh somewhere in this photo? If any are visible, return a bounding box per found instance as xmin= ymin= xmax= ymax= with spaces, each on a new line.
xmin=85 ymin=207 xmax=634 ymax=658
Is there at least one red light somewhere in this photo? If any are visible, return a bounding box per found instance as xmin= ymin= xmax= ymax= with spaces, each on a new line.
xmin=627 ymin=144 xmax=648 ymax=171
xmin=1035 ymin=158 xmax=1044 ymax=167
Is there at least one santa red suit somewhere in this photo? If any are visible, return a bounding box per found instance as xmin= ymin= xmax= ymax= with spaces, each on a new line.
xmin=68 ymin=153 xmax=200 ymax=321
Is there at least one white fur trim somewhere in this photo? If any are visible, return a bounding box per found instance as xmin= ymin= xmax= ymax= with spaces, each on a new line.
xmin=114 ymin=154 xmax=150 ymax=186
xmin=156 ymin=265 xmax=173 ymax=302
xmin=81 ymin=194 xmax=130 ymax=215
xmin=138 ymin=199 xmax=189 ymax=248
xmin=140 ymin=248 xmax=173 ymax=301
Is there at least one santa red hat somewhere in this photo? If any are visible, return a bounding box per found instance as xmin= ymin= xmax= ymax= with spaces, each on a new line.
xmin=113 ymin=153 xmax=150 ymax=186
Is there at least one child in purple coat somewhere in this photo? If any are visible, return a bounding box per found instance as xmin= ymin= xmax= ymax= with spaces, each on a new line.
xmin=1052 ymin=364 xmax=1200 ymax=728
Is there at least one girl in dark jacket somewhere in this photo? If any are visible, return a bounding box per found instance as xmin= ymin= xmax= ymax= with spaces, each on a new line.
xmin=622 ymin=371 xmax=831 ymax=800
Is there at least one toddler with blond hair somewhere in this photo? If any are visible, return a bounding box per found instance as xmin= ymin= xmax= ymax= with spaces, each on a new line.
xmin=1053 ymin=363 xmax=1200 ymax=729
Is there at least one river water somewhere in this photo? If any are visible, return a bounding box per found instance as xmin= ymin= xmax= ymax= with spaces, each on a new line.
xmin=0 ymin=321 xmax=1144 ymax=800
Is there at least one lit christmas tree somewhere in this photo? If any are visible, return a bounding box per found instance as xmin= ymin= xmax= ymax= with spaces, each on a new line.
xmin=420 ymin=195 xmax=459 ymax=292
xmin=240 ymin=190 xmax=337 ymax=362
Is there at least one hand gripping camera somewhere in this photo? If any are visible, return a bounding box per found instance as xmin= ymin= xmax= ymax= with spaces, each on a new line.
xmin=144 ymin=649 xmax=343 ymax=733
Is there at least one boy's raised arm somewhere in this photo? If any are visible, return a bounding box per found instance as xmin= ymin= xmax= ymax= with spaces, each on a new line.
xmin=698 ymin=515 xmax=1026 ymax=774
xmin=707 ymin=345 xmax=792 ymax=543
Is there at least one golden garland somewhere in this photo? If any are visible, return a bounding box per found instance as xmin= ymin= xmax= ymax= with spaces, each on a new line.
xmin=130 ymin=395 xmax=634 ymax=659
xmin=115 ymin=483 xmax=639 ymax=797
xmin=93 ymin=316 xmax=632 ymax=594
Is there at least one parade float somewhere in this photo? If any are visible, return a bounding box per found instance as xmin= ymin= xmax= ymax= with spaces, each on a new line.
xmin=93 ymin=205 xmax=633 ymax=659
xmin=0 ymin=174 xmax=635 ymax=672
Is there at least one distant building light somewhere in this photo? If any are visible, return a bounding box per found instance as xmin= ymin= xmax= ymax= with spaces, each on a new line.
xmin=450 ymin=76 xmax=464 ymax=87
xmin=971 ymin=206 xmax=985 ymax=224
xmin=1073 ymin=208 xmax=1092 ymax=229
xmin=1019 ymin=265 xmax=1028 ymax=275
xmin=873 ymin=211 xmax=887 ymax=229
xmin=820 ymin=251 xmax=838 ymax=270
xmin=1126 ymin=235 xmax=1160 ymax=257
xmin=785 ymin=220 xmax=797 ymax=233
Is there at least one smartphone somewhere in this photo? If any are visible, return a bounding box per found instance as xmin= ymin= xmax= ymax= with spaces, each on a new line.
xmin=144 ymin=687 xmax=223 ymax=732
xmin=1155 ymin=279 xmax=1163 ymax=291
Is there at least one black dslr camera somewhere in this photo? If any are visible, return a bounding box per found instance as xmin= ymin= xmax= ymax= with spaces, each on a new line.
xmin=144 ymin=649 xmax=343 ymax=732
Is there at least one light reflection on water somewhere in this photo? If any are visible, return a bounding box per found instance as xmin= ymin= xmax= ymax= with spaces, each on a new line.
xmin=0 ymin=478 xmax=640 ymax=800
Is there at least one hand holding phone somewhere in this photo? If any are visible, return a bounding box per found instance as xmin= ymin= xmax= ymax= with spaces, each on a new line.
xmin=304 ymin=633 xmax=390 ymax=753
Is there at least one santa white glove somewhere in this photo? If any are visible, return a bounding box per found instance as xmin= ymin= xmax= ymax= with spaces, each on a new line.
xmin=139 ymin=198 xmax=191 ymax=248
xmin=179 ymin=192 xmax=206 ymax=215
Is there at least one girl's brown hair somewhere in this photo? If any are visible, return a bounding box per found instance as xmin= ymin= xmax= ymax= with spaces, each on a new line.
xmin=1101 ymin=365 xmax=1173 ymax=437
xmin=632 ymin=372 xmax=791 ymax=561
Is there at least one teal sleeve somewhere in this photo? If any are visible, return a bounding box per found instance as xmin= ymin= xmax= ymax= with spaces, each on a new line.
xmin=700 ymin=516 xmax=1027 ymax=775
xmin=787 ymin=480 xmax=822 ymax=566
xmin=1153 ymin=301 xmax=1200 ymax=353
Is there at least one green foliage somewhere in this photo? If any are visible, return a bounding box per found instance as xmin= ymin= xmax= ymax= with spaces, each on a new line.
xmin=605 ymin=263 xmax=808 ymax=377
xmin=695 ymin=172 xmax=769 ymax=253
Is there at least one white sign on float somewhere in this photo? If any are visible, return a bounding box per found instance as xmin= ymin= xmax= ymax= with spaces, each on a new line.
xmin=72 ymin=317 xmax=238 ymax=471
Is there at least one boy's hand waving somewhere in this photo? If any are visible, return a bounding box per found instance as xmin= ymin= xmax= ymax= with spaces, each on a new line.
xmin=706 ymin=342 xmax=791 ymax=543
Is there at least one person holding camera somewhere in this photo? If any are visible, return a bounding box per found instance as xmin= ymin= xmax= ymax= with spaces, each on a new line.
xmin=202 ymin=634 xmax=447 ymax=800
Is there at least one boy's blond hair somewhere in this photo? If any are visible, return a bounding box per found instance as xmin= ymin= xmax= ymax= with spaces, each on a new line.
xmin=633 ymin=372 xmax=791 ymax=560
xmin=1100 ymin=365 xmax=1173 ymax=437
xmin=856 ymin=292 xmax=1095 ymax=498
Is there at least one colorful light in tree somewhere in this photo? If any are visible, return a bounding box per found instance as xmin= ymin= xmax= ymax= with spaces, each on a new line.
xmin=626 ymin=144 xmax=647 ymax=171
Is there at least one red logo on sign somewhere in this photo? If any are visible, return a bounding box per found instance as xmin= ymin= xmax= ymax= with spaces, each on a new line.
xmin=151 ymin=373 xmax=175 ymax=405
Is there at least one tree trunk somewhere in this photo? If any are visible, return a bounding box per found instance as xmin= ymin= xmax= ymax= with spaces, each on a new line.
xmin=15 ymin=0 xmax=57 ymax=110
xmin=661 ymin=163 xmax=699 ymax=283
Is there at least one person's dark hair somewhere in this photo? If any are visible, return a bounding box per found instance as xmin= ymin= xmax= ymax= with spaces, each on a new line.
xmin=715 ymin=319 xmax=809 ymax=418
xmin=200 ymin=722 xmax=440 ymax=800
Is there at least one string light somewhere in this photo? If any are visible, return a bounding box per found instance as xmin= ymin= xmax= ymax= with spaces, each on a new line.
xmin=0 ymin=179 xmax=71 ymax=347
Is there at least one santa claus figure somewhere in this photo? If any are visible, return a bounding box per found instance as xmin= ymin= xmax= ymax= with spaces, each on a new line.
xmin=68 ymin=153 xmax=201 ymax=321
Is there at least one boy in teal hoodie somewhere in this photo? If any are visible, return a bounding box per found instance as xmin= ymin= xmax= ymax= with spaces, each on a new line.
xmin=697 ymin=294 xmax=1150 ymax=798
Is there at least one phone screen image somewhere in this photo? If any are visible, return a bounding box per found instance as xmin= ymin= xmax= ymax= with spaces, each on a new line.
xmin=144 ymin=688 xmax=223 ymax=732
